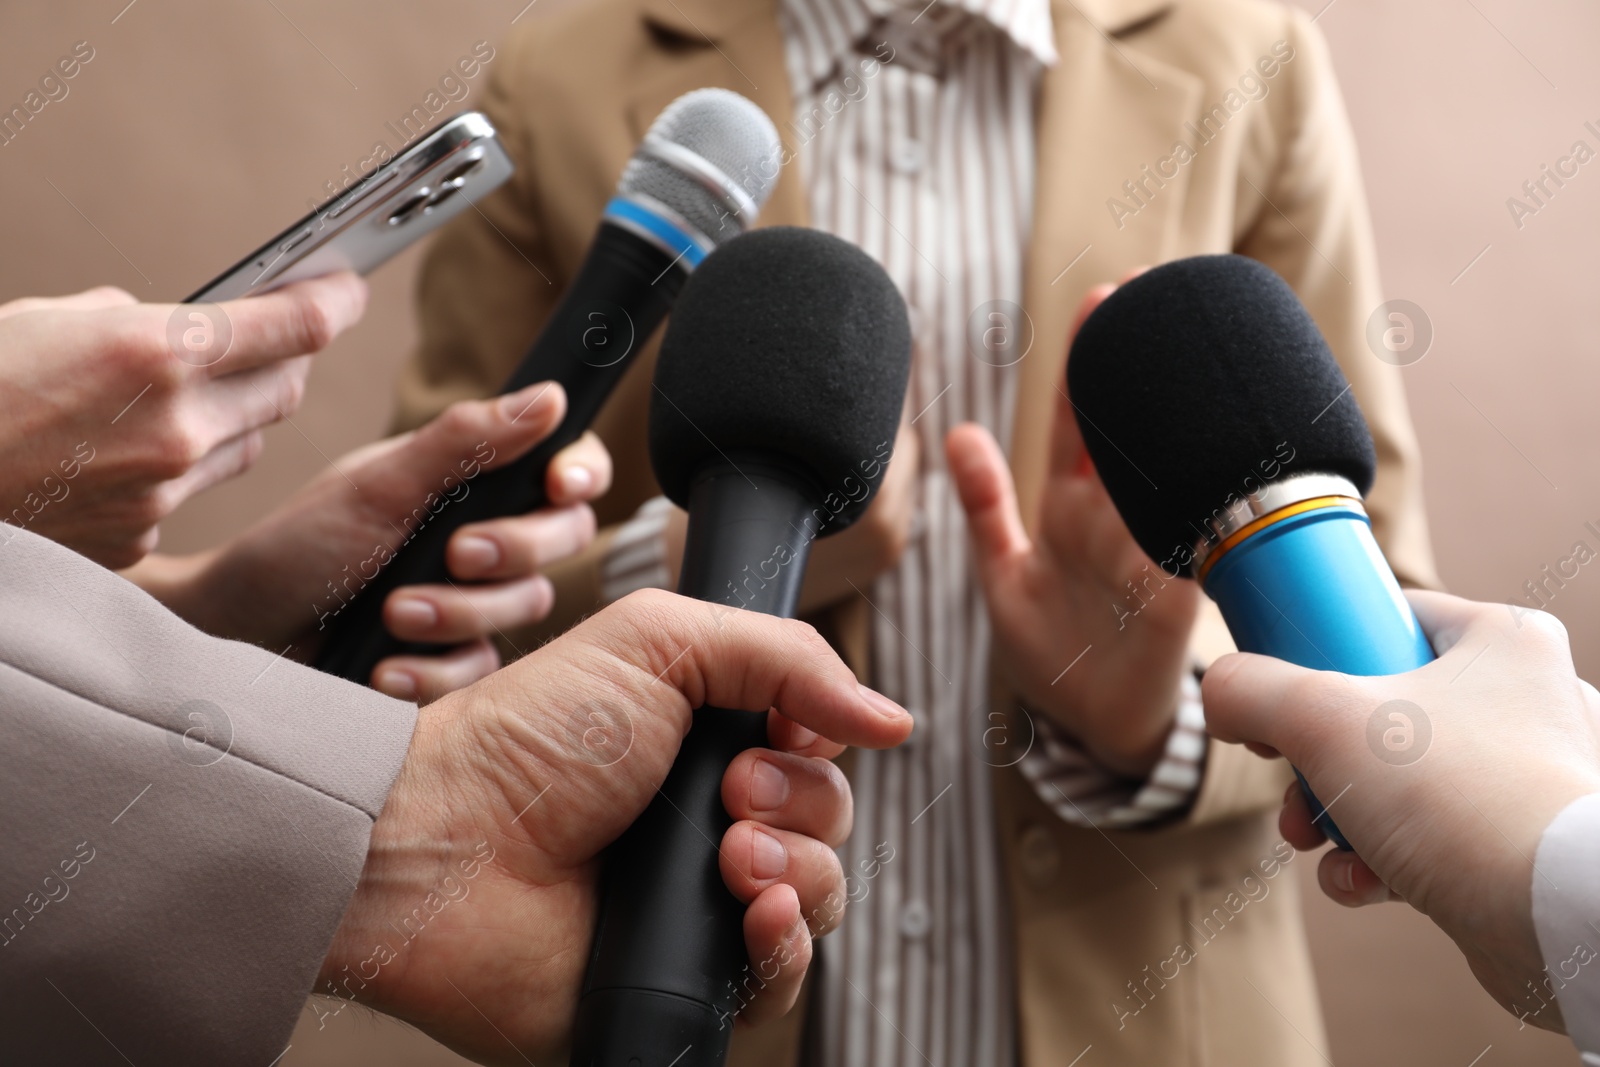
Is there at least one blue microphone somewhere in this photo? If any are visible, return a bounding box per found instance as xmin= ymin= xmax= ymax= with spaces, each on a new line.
xmin=1066 ymin=254 xmax=1434 ymax=850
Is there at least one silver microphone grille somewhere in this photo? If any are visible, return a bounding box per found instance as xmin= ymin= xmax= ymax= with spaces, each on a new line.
xmin=618 ymin=88 xmax=782 ymax=248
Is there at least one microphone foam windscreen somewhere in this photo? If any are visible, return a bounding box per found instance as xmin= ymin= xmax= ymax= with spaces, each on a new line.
xmin=650 ymin=227 xmax=911 ymax=533
xmin=1067 ymin=254 xmax=1377 ymax=572
xmin=619 ymin=89 xmax=782 ymax=246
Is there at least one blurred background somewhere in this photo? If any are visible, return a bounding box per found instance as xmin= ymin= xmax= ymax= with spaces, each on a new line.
xmin=2 ymin=0 xmax=1595 ymax=1063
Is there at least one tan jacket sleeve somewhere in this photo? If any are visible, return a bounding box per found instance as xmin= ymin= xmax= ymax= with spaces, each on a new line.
xmin=394 ymin=27 xmax=664 ymax=646
xmin=1187 ymin=9 xmax=1440 ymax=827
xmin=0 ymin=528 xmax=416 ymax=1066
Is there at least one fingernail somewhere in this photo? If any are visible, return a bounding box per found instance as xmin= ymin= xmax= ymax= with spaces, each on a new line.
xmin=858 ymin=683 xmax=910 ymax=722
xmin=750 ymin=759 xmax=791 ymax=812
xmin=1331 ymin=858 xmax=1354 ymax=893
xmin=390 ymin=598 xmax=438 ymax=631
xmin=788 ymin=723 xmax=819 ymax=750
xmin=560 ymin=465 xmax=594 ymax=498
xmin=751 ymin=828 xmax=788 ymax=880
xmin=454 ymin=535 xmax=500 ymax=574
xmin=375 ymin=669 xmax=417 ymax=700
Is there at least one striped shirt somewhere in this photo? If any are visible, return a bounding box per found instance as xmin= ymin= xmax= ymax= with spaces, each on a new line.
xmin=602 ymin=0 xmax=1209 ymax=1060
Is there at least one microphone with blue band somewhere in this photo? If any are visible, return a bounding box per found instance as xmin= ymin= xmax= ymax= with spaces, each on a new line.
xmin=1066 ymin=254 xmax=1436 ymax=851
xmin=313 ymin=88 xmax=782 ymax=685
xmin=601 ymin=197 xmax=709 ymax=268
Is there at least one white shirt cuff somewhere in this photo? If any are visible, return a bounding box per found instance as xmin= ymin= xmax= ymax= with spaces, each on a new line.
xmin=1531 ymin=791 xmax=1600 ymax=1056
xmin=599 ymin=495 xmax=676 ymax=604
xmin=1018 ymin=669 xmax=1207 ymax=829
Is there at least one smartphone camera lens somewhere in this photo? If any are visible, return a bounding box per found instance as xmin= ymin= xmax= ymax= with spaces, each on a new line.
xmin=422 ymin=181 xmax=465 ymax=213
xmin=388 ymin=188 xmax=432 ymax=226
xmin=437 ymin=155 xmax=485 ymax=187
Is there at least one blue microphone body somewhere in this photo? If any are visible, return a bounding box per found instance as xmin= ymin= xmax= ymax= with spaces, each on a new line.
xmin=1201 ymin=495 xmax=1434 ymax=848
xmin=1064 ymin=254 xmax=1439 ymax=860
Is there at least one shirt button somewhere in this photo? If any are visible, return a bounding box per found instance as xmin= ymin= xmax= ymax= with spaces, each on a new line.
xmin=906 ymin=303 xmax=927 ymax=341
xmin=892 ymin=140 xmax=926 ymax=175
xmin=901 ymin=707 xmax=926 ymax=749
xmin=900 ymin=898 xmax=931 ymax=939
xmin=1019 ymin=824 xmax=1061 ymax=886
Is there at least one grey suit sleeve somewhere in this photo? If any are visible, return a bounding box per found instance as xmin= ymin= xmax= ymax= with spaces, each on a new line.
xmin=0 ymin=527 xmax=418 ymax=1066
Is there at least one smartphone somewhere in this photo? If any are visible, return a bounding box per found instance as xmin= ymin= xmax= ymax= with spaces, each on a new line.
xmin=186 ymin=110 xmax=514 ymax=303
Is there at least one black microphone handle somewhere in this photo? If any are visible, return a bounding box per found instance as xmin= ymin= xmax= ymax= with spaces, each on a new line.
xmin=312 ymin=222 xmax=687 ymax=684
xmin=570 ymin=459 xmax=821 ymax=1067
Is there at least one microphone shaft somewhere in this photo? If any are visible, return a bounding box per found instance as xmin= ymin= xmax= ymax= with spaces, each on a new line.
xmin=313 ymin=224 xmax=687 ymax=683
xmin=571 ymin=460 xmax=819 ymax=1067
xmin=1204 ymin=503 xmax=1434 ymax=848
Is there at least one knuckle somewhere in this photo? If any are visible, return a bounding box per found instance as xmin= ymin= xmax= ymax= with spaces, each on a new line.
xmin=236 ymin=429 xmax=266 ymax=473
xmin=290 ymin=297 xmax=335 ymax=353
xmin=785 ymin=617 xmax=831 ymax=656
xmin=1515 ymin=607 xmax=1569 ymax=649
xmin=625 ymin=586 xmax=679 ymax=615
xmin=275 ymin=360 xmax=310 ymax=414
xmin=149 ymin=420 xmax=207 ymax=480
xmin=610 ymin=588 xmax=687 ymax=650
xmin=437 ymin=399 xmax=490 ymax=443
xmin=147 ymin=480 xmax=191 ymax=522
xmin=123 ymin=490 xmax=171 ymax=532
xmin=125 ymin=325 xmax=183 ymax=384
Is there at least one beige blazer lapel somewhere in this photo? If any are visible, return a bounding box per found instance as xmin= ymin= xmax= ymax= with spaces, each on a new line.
xmin=628 ymin=0 xmax=811 ymax=230
xmin=1011 ymin=0 xmax=1202 ymax=531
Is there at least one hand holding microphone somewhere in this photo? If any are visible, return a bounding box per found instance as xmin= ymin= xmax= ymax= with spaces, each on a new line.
xmin=1063 ymin=254 xmax=1437 ymax=849
xmin=317 ymin=587 xmax=913 ymax=1064
xmin=313 ymin=89 xmax=783 ymax=686
xmin=571 ymin=227 xmax=913 ymax=1066
xmin=1203 ymin=592 xmax=1600 ymax=1028
xmin=127 ymin=380 xmax=609 ymax=701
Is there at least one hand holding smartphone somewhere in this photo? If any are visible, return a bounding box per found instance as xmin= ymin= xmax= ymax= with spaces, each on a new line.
xmin=187 ymin=111 xmax=512 ymax=302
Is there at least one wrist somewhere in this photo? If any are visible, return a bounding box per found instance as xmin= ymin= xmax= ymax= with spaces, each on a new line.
xmin=119 ymin=551 xmax=218 ymax=626
xmin=315 ymin=712 xmax=449 ymax=1014
xmin=1029 ymin=675 xmax=1184 ymax=779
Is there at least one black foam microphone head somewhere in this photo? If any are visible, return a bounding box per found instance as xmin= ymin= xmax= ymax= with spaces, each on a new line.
xmin=1067 ymin=254 xmax=1377 ymax=575
xmin=649 ymin=226 xmax=911 ymax=533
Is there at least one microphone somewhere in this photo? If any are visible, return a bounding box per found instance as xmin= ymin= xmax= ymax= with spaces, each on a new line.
xmin=1066 ymin=254 xmax=1433 ymax=850
xmin=313 ymin=88 xmax=783 ymax=684
xmin=568 ymin=227 xmax=912 ymax=1066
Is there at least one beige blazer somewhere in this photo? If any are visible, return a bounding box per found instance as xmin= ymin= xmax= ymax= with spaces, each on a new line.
xmin=395 ymin=0 xmax=1440 ymax=1061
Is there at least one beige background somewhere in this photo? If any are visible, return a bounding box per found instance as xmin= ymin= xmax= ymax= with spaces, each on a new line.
xmin=2 ymin=1 xmax=1596 ymax=1063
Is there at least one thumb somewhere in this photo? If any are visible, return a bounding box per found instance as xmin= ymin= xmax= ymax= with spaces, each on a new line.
xmin=946 ymin=422 xmax=1031 ymax=583
xmin=1201 ymin=651 xmax=1331 ymax=764
xmin=618 ymin=589 xmax=914 ymax=751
